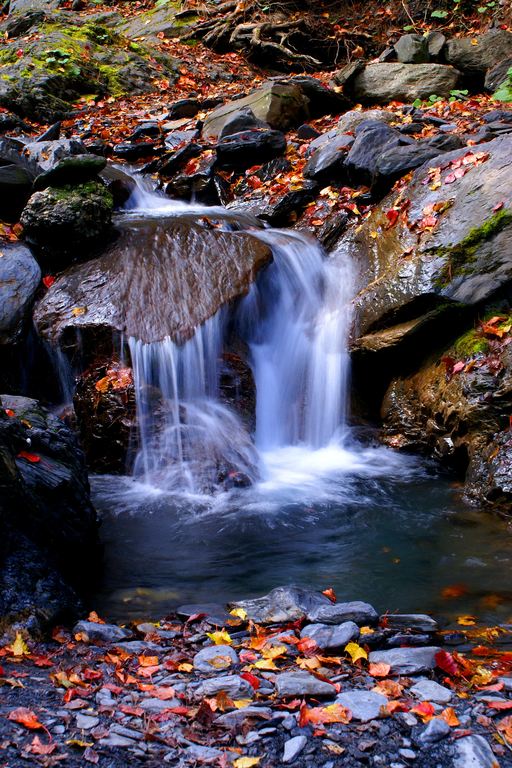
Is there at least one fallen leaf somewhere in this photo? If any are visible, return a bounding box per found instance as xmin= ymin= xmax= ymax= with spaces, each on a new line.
xmin=206 ymin=630 xmax=232 ymax=646
xmin=233 ymin=758 xmax=260 ymax=768
xmin=345 ymin=642 xmax=368 ymax=663
xmin=441 ymin=707 xmax=460 ymax=726
xmin=7 ymin=632 xmax=29 ymax=657
xmin=369 ymin=662 xmax=391 ymax=678
xmin=26 ymin=736 xmax=56 ymax=755
xmin=435 ymin=650 xmax=459 ymax=677
xmin=16 ymin=451 xmax=40 ymax=463
xmin=71 ymin=306 xmax=87 ymax=317
xmin=411 ymin=701 xmax=436 ymax=721
xmin=8 ymin=707 xmax=43 ymax=730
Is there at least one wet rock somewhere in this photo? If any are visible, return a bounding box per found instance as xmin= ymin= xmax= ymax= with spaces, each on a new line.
xmin=283 ymin=735 xmax=308 ymax=763
xmin=34 ymin=217 xmax=272 ymax=351
xmin=337 ymin=109 xmax=396 ymax=134
xmin=445 ymin=29 xmax=512 ymax=76
xmin=374 ymin=142 xmax=445 ymax=191
xmin=203 ymin=83 xmax=308 ymax=139
xmin=345 ymin=121 xmax=402 ymax=187
xmin=368 ymin=647 xmax=440 ymax=675
xmin=281 ymin=75 xmax=350 ymax=118
xmin=176 ymin=603 xmax=233 ymax=626
xmin=20 ymin=181 xmax=114 ymax=262
xmin=300 ymin=621 xmax=359 ymax=650
xmin=410 ymin=679 xmax=453 ymax=704
xmin=303 ymin=133 xmax=354 ymax=182
xmin=383 ymin=614 xmax=438 ymax=632
xmin=0 ymin=138 xmax=86 ymax=180
xmin=416 ymin=717 xmax=450 ymax=745
xmin=112 ymin=142 xmax=156 ymax=161
xmin=214 ymin=706 xmax=272 ymax=728
xmin=33 ymin=154 xmax=106 ymax=191
xmin=167 ymin=99 xmax=201 ymax=120
xmin=216 ymin=129 xmax=286 ymax=170
xmin=73 ymin=621 xmax=132 ymax=644
xmin=231 ymin=586 xmax=333 ymax=625
xmin=349 ymin=63 xmax=460 ymax=103
xmin=35 ymin=121 xmax=61 ymax=142
xmin=394 ymin=34 xmax=429 ymax=64
xmin=194 ymin=675 xmax=253 ymax=700
xmin=193 ymin=645 xmax=239 ymax=673
xmin=453 ymin=735 xmax=497 ymax=768
xmin=0 ymin=112 xmax=31 ymax=134
xmin=307 ymin=600 xmax=379 ymax=626
xmin=275 ymin=671 xmax=336 ymax=698
xmin=336 ymin=690 xmax=387 ymax=722
xmin=317 ymin=211 xmax=350 ymax=251
xmin=485 ymin=56 xmax=512 ymax=93
xmin=219 ymin=107 xmax=270 ymax=139
xmin=0 ymin=243 xmax=41 ymax=345
xmin=158 ymin=141 xmax=203 ymax=178
xmin=0 ymin=164 xmax=33 ymax=221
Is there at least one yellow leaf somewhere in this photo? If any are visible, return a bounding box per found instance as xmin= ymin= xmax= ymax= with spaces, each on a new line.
xmin=359 ymin=626 xmax=373 ymax=635
xmin=71 ymin=306 xmax=87 ymax=317
xmin=430 ymin=181 xmax=442 ymax=191
xmin=345 ymin=642 xmax=368 ymax=663
xmin=66 ymin=739 xmax=94 ymax=748
xmin=233 ymin=759 xmax=260 ymax=768
xmin=253 ymin=659 xmax=277 ymax=670
xmin=230 ymin=607 xmax=247 ymax=620
xmin=178 ymin=663 xmax=193 ymax=673
xmin=324 ymin=743 xmax=345 ymax=755
xmin=457 ymin=615 xmax=476 ymax=626
xmin=233 ymin=698 xmax=253 ymax=709
xmin=261 ymin=644 xmax=287 ymax=660
xmin=206 ymin=630 xmax=232 ymax=646
xmin=296 ymin=657 xmax=321 ymax=670
xmin=8 ymin=632 xmax=29 ymax=657
xmin=370 ymin=231 xmax=378 ymax=239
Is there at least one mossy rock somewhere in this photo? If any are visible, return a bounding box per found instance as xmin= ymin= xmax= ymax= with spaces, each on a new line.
xmin=0 ymin=14 xmax=178 ymax=120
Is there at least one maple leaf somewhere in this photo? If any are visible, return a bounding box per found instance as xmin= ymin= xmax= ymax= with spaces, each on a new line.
xmin=206 ymin=630 xmax=232 ymax=646
xmin=299 ymin=702 xmax=352 ymax=726
xmin=373 ymin=679 xmax=403 ymax=698
xmin=233 ymin=758 xmax=260 ymax=768
xmin=411 ymin=701 xmax=436 ymax=721
xmin=441 ymin=707 xmax=460 ymax=726
xmin=7 ymin=632 xmax=29 ymax=657
xmin=8 ymin=707 xmax=44 ymax=730
xmin=435 ymin=650 xmax=459 ymax=677
xmin=240 ymin=672 xmax=260 ymax=690
xmin=16 ymin=451 xmax=40 ymax=463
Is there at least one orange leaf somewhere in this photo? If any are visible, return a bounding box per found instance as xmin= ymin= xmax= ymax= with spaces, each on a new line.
xmin=441 ymin=707 xmax=460 ymax=727
xmin=321 ymin=588 xmax=337 ymax=603
xmin=411 ymin=701 xmax=436 ymax=721
xmin=299 ymin=702 xmax=352 ymax=727
xmin=369 ymin=662 xmax=391 ymax=678
xmin=373 ymin=679 xmax=403 ymax=698
xmin=8 ymin=707 xmax=43 ymax=730
xmin=17 ymin=451 xmax=40 ymax=463
xmin=138 ymin=655 xmax=159 ymax=667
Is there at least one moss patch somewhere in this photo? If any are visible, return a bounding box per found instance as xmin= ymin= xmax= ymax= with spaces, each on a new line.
xmin=454 ymin=329 xmax=489 ymax=358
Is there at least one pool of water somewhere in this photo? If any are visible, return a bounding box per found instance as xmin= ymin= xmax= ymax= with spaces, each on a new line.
xmin=91 ymin=439 xmax=512 ymax=627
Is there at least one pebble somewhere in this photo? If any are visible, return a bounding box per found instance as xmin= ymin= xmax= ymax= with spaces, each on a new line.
xmin=99 ymin=733 xmax=137 ymax=748
xmin=369 ymin=647 xmax=440 ymax=675
xmin=499 ymin=676 xmax=512 ymax=691
xmin=73 ymin=620 xmax=132 ymax=644
xmin=382 ymin=614 xmax=438 ymax=632
xmin=399 ymin=749 xmax=417 ymax=761
xmin=75 ymin=713 xmax=99 ymax=730
xmin=275 ymin=671 xmax=336 ymax=698
xmin=214 ymin=706 xmax=273 ymax=728
xmin=416 ymin=717 xmax=450 ymax=745
xmin=300 ymin=621 xmax=359 ymax=649
xmin=283 ymin=734 xmax=308 ymax=763
xmin=335 ymin=690 xmax=387 ymax=722
xmin=409 ymin=679 xmax=453 ymax=704
xmin=453 ymin=734 xmax=498 ymax=768
xmin=193 ymin=674 xmax=253 ymax=700
xmin=193 ymin=645 xmax=239 ymax=672
xmin=139 ymin=698 xmax=179 ymax=711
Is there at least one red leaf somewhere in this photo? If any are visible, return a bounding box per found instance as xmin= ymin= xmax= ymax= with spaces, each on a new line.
xmin=485 ymin=700 xmax=512 ymax=711
xmin=411 ymin=701 xmax=436 ymax=721
xmin=493 ymin=201 xmax=504 ymax=212
xmin=385 ymin=209 xmax=399 ymax=227
xmin=4 ymin=409 xmax=15 ymax=417
xmin=16 ymin=49 xmax=24 ymax=58
xmin=17 ymin=451 xmax=40 ymax=463
xmin=240 ymin=672 xmax=260 ymax=690
xmin=8 ymin=707 xmax=44 ymax=730
xmin=435 ymin=650 xmax=459 ymax=677
xmin=321 ymin=588 xmax=337 ymax=603
xmin=42 ymin=276 xmax=55 ymax=289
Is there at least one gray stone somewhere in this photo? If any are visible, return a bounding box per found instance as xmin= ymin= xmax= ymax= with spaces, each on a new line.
xmin=275 ymin=671 xmax=336 ymax=698
xmin=335 ymin=690 xmax=387 ymax=722
xmin=399 ymin=749 xmax=417 ymax=761
xmin=351 ymin=63 xmax=460 ymax=103
xmin=337 ymin=109 xmax=396 ymax=135
xmin=99 ymin=733 xmax=136 ymax=748
xmin=193 ymin=645 xmax=239 ymax=673
xmin=303 ymin=134 xmax=353 ymax=181
xmin=0 ymin=164 xmax=33 ymax=221
xmin=73 ymin=621 xmax=132 ymax=644
xmin=416 ymin=717 xmax=450 ymax=745
xmin=75 ymin=713 xmax=99 ymax=729
xmin=219 ymin=107 xmax=270 ymax=139
xmin=214 ymin=706 xmax=272 ymax=728
xmin=193 ymin=675 xmax=253 ymax=700
xmin=453 ymin=735 xmax=498 ymax=768
xmin=33 ymin=154 xmax=106 ymax=191
xmin=345 ymin=121 xmax=402 ymax=185
xmin=203 ymin=83 xmax=308 ymax=139
xmin=114 ymin=641 xmax=162 ymax=654
xmin=383 ymin=614 xmax=438 ymax=632
xmin=300 ymin=621 xmax=359 ymax=649
xmin=139 ymin=697 xmax=179 ymax=711
xmin=283 ymin=735 xmax=308 ymax=763
xmin=485 ymin=57 xmax=512 ymax=93
xmin=231 ymin=586 xmax=333 ymax=625
xmin=0 ymin=138 xmax=87 ymax=179
xmin=499 ymin=676 xmax=512 ymax=691
xmin=445 ymin=29 xmax=512 ymax=75
xmin=368 ymin=647 xmax=440 ymax=675
xmin=307 ymin=600 xmax=378 ymax=626
xmin=394 ymin=34 xmax=429 ymax=64
xmin=184 ymin=744 xmax=229 ymax=764
xmin=0 ymin=243 xmax=41 ymax=345
xmin=427 ymin=31 xmax=446 ymax=59
xmin=410 ymin=679 xmax=452 ymax=704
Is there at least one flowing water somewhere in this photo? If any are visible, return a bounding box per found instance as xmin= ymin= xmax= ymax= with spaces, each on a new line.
xmin=75 ymin=176 xmax=512 ymax=625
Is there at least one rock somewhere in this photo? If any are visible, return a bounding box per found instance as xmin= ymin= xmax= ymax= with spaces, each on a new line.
xmin=75 ymin=713 xmax=99 ymax=729
xmin=307 ymin=600 xmax=379 ymax=626
xmin=112 ymin=142 xmax=156 ymax=161
xmin=445 ymin=29 xmax=512 ymax=76
xmin=193 ymin=645 xmax=239 ymax=673
xmin=427 ymin=31 xmax=446 ymax=59
xmin=0 ymin=164 xmax=33 ymax=221
xmin=345 ymin=121 xmax=402 ymax=187
xmin=383 ymin=614 xmax=438 ymax=632
xmin=453 ymin=735 xmax=498 ymax=768
xmin=214 ymin=706 xmax=272 ymax=728
xmin=317 ymin=211 xmax=350 ymax=251
xmin=0 ymin=112 xmax=31 ymax=134
xmin=34 ymin=217 xmax=272 ymax=352
xmin=158 ymin=141 xmax=203 ymax=178
xmin=140 ymin=697 xmax=179 ymax=711
xmin=167 ymin=99 xmax=201 ymax=120
xmin=297 ymin=124 xmax=320 ymax=140
xmin=73 ymin=621 xmax=132 ymax=644
xmin=193 ymin=675 xmax=253 ymax=700
xmin=303 ymin=133 xmax=354 ymax=182
xmin=338 ymin=109 xmax=397 ymax=134
xmin=33 ymin=155 xmax=106 ymax=191
xmin=394 ymin=34 xmax=429 ymax=64
xmin=350 ymin=63 xmax=461 ymax=103
xmin=374 ymin=142 xmax=446 ymax=192
xmin=8 ymin=0 xmax=60 ymax=11
xmin=216 ymin=129 xmax=286 ymax=170
xmin=410 ymin=679 xmax=453 ymax=704
xmin=219 ymin=107 xmax=270 ymax=139
xmin=203 ymin=83 xmax=308 ymax=139
xmin=485 ymin=56 xmax=512 ymax=93
xmin=331 ymin=61 xmax=365 ymax=89
xmin=300 ymin=621 xmax=359 ymax=650
xmin=0 ymin=138 xmax=87 ymax=180
xmin=183 ymin=744 xmax=228 ymax=764
xmin=0 ymin=395 xmax=98 ymax=632
xmin=281 ymin=76 xmax=350 ymax=118
xmin=0 ymin=244 xmax=40 ymax=345
xmin=20 ymin=181 xmax=114 ymax=261
xmin=275 ymin=671 xmax=336 ymax=698
xmin=176 ymin=603 xmax=233 ymax=626
xmin=416 ymin=717 xmax=450 ymax=745
xmin=368 ymin=647 xmax=440 ymax=675
xmin=120 ymin=4 xmax=197 ymax=41
xmin=230 ymin=586 xmax=334 ymax=625
xmin=335 ymin=690 xmax=387 ymax=722
xmin=283 ymin=735 xmax=308 ymax=763
xmin=35 ymin=121 xmax=61 ymax=142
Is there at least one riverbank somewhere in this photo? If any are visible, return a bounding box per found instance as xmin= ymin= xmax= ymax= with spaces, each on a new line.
xmin=1 ymin=586 xmax=511 ymax=767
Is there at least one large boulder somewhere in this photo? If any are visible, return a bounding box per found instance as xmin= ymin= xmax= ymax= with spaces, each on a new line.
xmin=0 ymin=137 xmax=87 ymax=180
xmin=34 ymin=216 xmax=273 ymax=352
xmin=349 ymin=63 xmax=460 ymax=103
xmin=0 ymin=243 xmax=41 ymax=345
xmin=202 ymin=83 xmax=309 ymax=139
xmin=445 ymin=29 xmax=512 ymax=76
xmin=0 ymin=395 xmax=98 ymax=632
xmin=216 ymin=129 xmax=287 ymax=170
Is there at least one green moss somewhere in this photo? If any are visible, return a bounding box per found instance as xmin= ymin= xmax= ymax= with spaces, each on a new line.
xmin=0 ymin=48 xmax=18 ymax=65
xmin=434 ymin=208 xmax=512 ymax=287
xmin=454 ymin=329 xmax=489 ymax=358
xmin=49 ymin=181 xmax=114 ymax=211
xmin=97 ymin=63 xmax=125 ymax=97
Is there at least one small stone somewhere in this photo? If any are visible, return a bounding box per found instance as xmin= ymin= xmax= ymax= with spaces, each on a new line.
xmin=73 ymin=621 xmax=132 ymax=644
xmin=416 ymin=717 xmax=450 ymax=745
xmin=307 ymin=600 xmax=378 ymax=626
xmin=368 ymin=647 xmax=440 ymax=675
xmin=193 ymin=645 xmax=239 ymax=673
xmin=499 ymin=676 xmax=512 ymax=691
xmin=383 ymin=614 xmax=438 ymax=632
xmin=300 ymin=621 xmax=359 ymax=649
xmin=275 ymin=671 xmax=336 ymax=698
xmin=400 ymin=712 xmax=418 ymax=727
xmin=75 ymin=713 xmax=99 ymax=730
xmin=193 ymin=675 xmax=253 ymax=700
xmin=99 ymin=734 xmax=136 ymax=748
xmin=410 ymin=679 xmax=453 ymax=704
xmin=335 ymin=690 xmax=387 ymax=722
xmin=215 ymin=706 xmax=273 ymax=728
xmin=139 ymin=698 xmax=179 ymax=711
xmin=183 ymin=744 xmax=226 ymax=763
xmin=283 ymin=735 xmax=308 ymax=763
xmin=453 ymin=735 xmax=497 ymax=768
xmin=399 ymin=749 xmax=417 ymax=761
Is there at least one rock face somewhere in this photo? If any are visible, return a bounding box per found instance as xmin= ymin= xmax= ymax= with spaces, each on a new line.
xmin=445 ymin=29 xmax=512 ymax=76
xmin=34 ymin=216 xmax=273 ymax=351
xmin=349 ymin=63 xmax=460 ymax=103
xmin=0 ymin=396 xmax=98 ymax=632
xmin=0 ymin=243 xmax=41 ymax=345
xmin=202 ymin=83 xmax=309 ymax=139
xmin=0 ymin=164 xmax=33 ymax=221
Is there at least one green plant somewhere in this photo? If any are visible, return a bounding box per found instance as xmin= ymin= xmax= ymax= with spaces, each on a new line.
xmin=477 ymin=1 xmax=496 ymax=12
xmin=449 ymin=88 xmax=469 ymax=102
xmin=493 ymin=67 xmax=512 ymax=103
